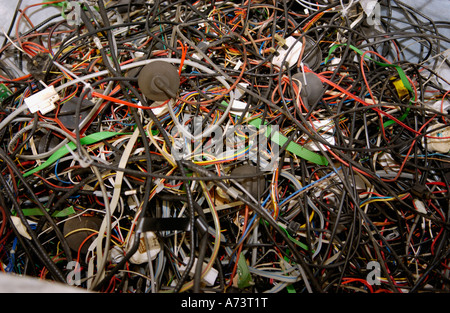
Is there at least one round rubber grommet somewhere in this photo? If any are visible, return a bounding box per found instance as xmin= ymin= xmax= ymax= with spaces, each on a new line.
xmin=138 ymin=61 xmax=180 ymax=101
xmin=292 ymin=72 xmax=324 ymax=108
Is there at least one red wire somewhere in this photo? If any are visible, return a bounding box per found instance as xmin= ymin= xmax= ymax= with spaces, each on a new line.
xmin=304 ymin=67 xmax=422 ymax=135
xmin=15 ymin=0 xmax=67 ymax=55
xmin=178 ymin=40 xmax=187 ymax=75
xmin=382 ymin=113 xmax=437 ymax=183
xmin=0 ymin=206 xmax=7 ymax=245
xmin=92 ymin=91 xmax=154 ymax=110
xmin=341 ymin=277 xmax=374 ymax=293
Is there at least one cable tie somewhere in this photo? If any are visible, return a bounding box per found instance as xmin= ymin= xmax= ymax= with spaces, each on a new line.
xmin=300 ymin=62 xmax=308 ymax=85
xmin=64 ymin=144 xmax=93 ymax=168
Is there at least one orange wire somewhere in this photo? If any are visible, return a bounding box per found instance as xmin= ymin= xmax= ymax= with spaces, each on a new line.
xmin=178 ymin=40 xmax=187 ymax=75
xmin=15 ymin=0 xmax=67 ymax=54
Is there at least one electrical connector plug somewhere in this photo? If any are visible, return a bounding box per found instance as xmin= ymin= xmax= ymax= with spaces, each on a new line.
xmin=220 ymin=99 xmax=248 ymax=116
xmin=128 ymin=231 xmax=161 ymax=264
xmin=410 ymin=183 xmax=431 ymax=200
xmin=24 ymin=85 xmax=60 ymax=115
xmin=272 ymin=36 xmax=303 ymax=68
xmin=287 ymin=220 xmax=301 ymax=237
xmin=274 ymin=34 xmax=288 ymax=49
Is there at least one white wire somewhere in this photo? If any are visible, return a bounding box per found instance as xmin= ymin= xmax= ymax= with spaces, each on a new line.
xmin=1 ymin=27 xmax=25 ymax=53
xmin=296 ymin=0 xmax=330 ymax=12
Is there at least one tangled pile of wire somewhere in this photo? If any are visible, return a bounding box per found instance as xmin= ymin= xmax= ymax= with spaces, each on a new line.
xmin=0 ymin=0 xmax=449 ymax=293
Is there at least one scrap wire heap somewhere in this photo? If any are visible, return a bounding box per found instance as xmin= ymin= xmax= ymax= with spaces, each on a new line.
xmin=0 ymin=0 xmax=449 ymax=293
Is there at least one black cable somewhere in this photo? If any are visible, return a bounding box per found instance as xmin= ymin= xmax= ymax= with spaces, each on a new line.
xmin=1 ymin=0 xmax=449 ymax=294
xmin=0 ymin=167 xmax=66 ymax=282
xmin=0 ymin=148 xmax=73 ymax=262
xmin=180 ymin=159 xmax=324 ymax=292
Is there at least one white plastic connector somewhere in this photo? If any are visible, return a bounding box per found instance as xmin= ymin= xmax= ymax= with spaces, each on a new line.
xmin=128 ymin=231 xmax=161 ymax=264
xmin=235 ymin=82 xmax=248 ymax=100
xmin=153 ymin=178 xmax=165 ymax=193
xmin=413 ymin=199 xmax=427 ymax=215
xmin=149 ymin=101 xmax=169 ymax=116
xmin=109 ymin=246 xmax=125 ymax=264
xmin=272 ymin=36 xmax=303 ymax=68
xmin=93 ymin=36 xmax=103 ymax=51
xmin=230 ymin=99 xmax=248 ymax=116
xmin=24 ymin=86 xmax=60 ymax=115
xmin=178 ymin=257 xmax=218 ymax=286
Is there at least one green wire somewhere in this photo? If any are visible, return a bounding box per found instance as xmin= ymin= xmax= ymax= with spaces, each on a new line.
xmin=279 ymin=225 xmax=310 ymax=252
xmin=12 ymin=206 xmax=76 ymax=217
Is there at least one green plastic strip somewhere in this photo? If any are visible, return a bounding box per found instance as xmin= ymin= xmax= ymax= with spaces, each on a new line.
xmin=324 ymin=44 xmax=414 ymax=128
xmin=13 ymin=206 xmax=76 ymax=218
xmin=248 ymin=118 xmax=328 ymax=166
xmin=23 ymin=131 xmax=123 ymax=178
xmin=42 ymin=1 xmax=70 ymax=18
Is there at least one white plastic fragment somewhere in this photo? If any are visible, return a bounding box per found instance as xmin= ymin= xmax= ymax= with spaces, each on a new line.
xmin=109 ymin=246 xmax=125 ymax=264
xmin=361 ymin=0 xmax=379 ymax=17
xmin=425 ymin=100 xmax=450 ymax=113
xmin=426 ymin=123 xmax=450 ymax=153
xmin=230 ymin=99 xmax=248 ymax=116
xmin=10 ymin=216 xmax=32 ymax=240
xmin=413 ymin=199 xmax=427 ymax=215
xmin=235 ymin=82 xmax=249 ymax=100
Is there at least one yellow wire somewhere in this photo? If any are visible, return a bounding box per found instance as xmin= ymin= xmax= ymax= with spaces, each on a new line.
xmin=64 ymin=227 xmax=122 ymax=247
xmin=359 ymin=194 xmax=408 ymax=209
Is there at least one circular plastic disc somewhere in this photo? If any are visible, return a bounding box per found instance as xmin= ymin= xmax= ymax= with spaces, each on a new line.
xmin=292 ymin=72 xmax=324 ymax=107
xmin=138 ymin=61 xmax=180 ymax=101
xmin=63 ymin=216 xmax=102 ymax=254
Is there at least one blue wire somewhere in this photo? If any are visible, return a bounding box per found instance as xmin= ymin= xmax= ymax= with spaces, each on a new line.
xmin=233 ymin=193 xmax=271 ymax=253
xmin=5 ymin=237 xmax=18 ymax=272
xmin=54 ymin=159 xmax=72 ymax=185
xmin=279 ymin=166 xmax=341 ymax=206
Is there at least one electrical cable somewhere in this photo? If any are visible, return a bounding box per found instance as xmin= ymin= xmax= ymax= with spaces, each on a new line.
xmin=0 ymin=0 xmax=449 ymax=295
